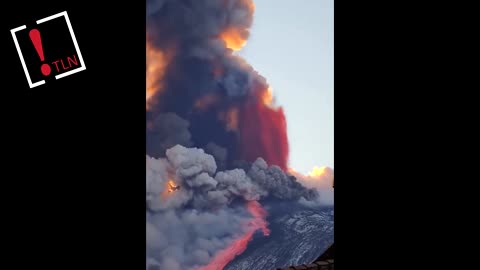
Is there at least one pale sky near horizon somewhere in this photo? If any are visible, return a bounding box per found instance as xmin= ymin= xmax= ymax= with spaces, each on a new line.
xmin=240 ymin=0 xmax=334 ymax=174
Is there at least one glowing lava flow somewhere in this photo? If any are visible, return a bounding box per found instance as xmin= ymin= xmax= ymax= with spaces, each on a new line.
xmin=198 ymin=201 xmax=270 ymax=270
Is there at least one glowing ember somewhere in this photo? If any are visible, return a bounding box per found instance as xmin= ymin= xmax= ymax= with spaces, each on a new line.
xmin=167 ymin=180 xmax=180 ymax=193
xmin=160 ymin=179 xmax=180 ymax=200
xmin=198 ymin=201 xmax=269 ymax=270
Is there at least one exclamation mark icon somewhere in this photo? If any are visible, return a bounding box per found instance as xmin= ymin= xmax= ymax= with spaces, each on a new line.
xmin=29 ymin=29 xmax=51 ymax=76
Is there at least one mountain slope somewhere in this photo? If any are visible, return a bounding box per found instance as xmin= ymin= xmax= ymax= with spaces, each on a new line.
xmin=224 ymin=202 xmax=334 ymax=270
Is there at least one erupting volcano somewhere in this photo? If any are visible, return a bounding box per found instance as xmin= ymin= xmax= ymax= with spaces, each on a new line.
xmin=146 ymin=1 xmax=331 ymax=270
xmin=146 ymin=0 xmax=288 ymax=170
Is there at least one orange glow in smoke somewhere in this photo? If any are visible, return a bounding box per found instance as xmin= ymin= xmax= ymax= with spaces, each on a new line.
xmin=217 ymin=106 xmax=239 ymax=131
xmin=198 ymin=201 xmax=269 ymax=270
xmin=194 ymin=95 xmax=221 ymax=111
xmin=218 ymin=0 xmax=255 ymax=51
xmin=225 ymin=107 xmax=239 ymax=131
xmin=160 ymin=179 xmax=179 ymax=200
xmin=220 ymin=28 xmax=247 ymax=51
xmin=146 ymin=40 xmax=167 ymax=110
xmin=262 ymin=87 xmax=273 ymax=106
xmin=167 ymin=180 xmax=179 ymax=193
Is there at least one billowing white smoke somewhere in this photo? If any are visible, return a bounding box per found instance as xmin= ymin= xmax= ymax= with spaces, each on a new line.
xmin=146 ymin=145 xmax=320 ymax=270
xmin=146 ymin=204 xmax=252 ymax=270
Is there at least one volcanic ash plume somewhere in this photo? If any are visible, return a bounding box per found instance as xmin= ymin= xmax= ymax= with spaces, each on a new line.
xmin=146 ymin=1 xmax=328 ymax=269
xmin=146 ymin=145 xmax=316 ymax=270
xmin=146 ymin=0 xmax=289 ymax=170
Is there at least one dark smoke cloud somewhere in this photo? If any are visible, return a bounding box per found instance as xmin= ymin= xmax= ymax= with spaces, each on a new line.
xmin=146 ymin=0 xmax=253 ymax=49
xmin=146 ymin=113 xmax=193 ymax=158
xmin=146 ymin=0 xmax=261 ymax=106
xmin=248 ymin=158 xmax=318 ymax=201
xmin=146 ymin=145 xmax=318 ymax=269
xmin=146 ymin=0 xmax=288 ymax=168
xmin=204 ymin=142 xmax=228 ymax=170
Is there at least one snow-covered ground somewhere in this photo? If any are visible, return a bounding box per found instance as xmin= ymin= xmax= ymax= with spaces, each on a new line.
xmin=225 ymin=202 xmax=334 ymax=270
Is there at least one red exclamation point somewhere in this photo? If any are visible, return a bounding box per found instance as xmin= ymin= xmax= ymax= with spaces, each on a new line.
xmin=29 ymin=29 xmax=51 ymax=76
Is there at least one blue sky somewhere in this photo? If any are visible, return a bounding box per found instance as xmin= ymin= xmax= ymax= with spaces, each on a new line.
xmin=240 ymin=0 xmax=334 ymax=174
